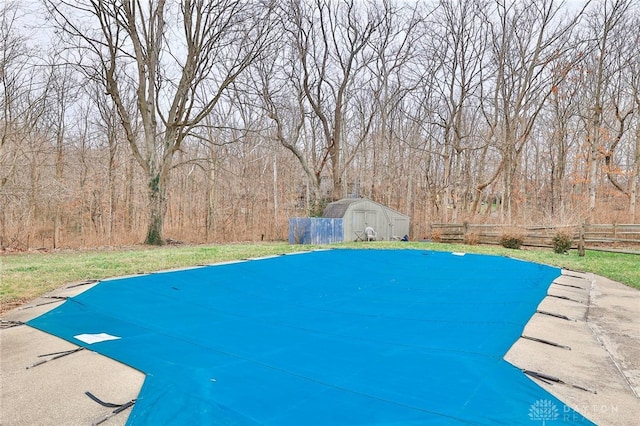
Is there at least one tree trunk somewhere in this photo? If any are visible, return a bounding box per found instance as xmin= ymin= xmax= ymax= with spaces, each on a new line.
xmin=588 ymin=110 xmax=601 ymax=221
xmin=330 ymin=138 xmax=343 ymax=201
xmin=145 ymin=172 xmax=166 ymax=245
xmin=503 ymin=137 xmax=514 ymax=224
xmin=206 ymin=146 xmax=216 ymax=241
xmin=273 ymin=155 xmax=278 ymax=228
xmin=631 ymin=120 xmax=640 ymax=220
xmin=126 ymin=156 xmax=135 ymax=232
xmin=107 ymin=154 xmax=116 ymax=245
xmin=54 ymin=120 xmax=64 ymax=249
xmin=452 ymin=149 xmax=463 ymax=222
xmin=405 ymin=154 xmax=413 ymax=217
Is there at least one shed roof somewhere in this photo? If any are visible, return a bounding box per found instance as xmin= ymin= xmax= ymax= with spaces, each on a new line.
xmin=322 ymin=198 xmax=409 ymax=219
xmin=322 ymin=198 xmax=362 ymax=218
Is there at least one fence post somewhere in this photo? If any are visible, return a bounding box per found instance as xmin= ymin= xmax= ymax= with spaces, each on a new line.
xmin=578 ymin=222 xmax=585 ymax=257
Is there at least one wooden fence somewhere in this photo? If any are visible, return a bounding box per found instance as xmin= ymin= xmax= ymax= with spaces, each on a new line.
xmin=429 ymin=223 xmax=640 ymax=251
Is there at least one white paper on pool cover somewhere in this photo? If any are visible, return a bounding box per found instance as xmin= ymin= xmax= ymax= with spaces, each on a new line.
xmin=74 ymin=333 xmax=121 ymax=344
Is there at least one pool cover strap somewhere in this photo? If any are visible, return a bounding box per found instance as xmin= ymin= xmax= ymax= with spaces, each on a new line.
xmin=523 ymin=369 xmax=597 ymax=394
xmin=20 ymin=297 xmax=68 ymax=311
xmin=86 ymin=392 xmax=136 ymax=426
xmin=0 ymin=320 xmax=24 ymax=329
xmin=26 ymin=347 xmax=84 ymax=369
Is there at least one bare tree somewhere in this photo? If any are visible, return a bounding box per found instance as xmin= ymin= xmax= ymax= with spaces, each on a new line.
xmin=45 ymin=0 xmax=275 ymax=244
xmin=631 ymin=11 xmax=640 ymax=219
xmin=259 ymin=44 xmax=324 ymax=210
xmin=278 ymin=0 xmax=385 ymax=202
xmin=261 ymin=0 xmax=420 ymax=214
xmin=582 ymin=0 xmax=633 ymax=221
xmin=545 ymin=57 xmax=582 ymax=217
xmin=41 ymin=61 xmax=80 ymax=248
xmin=364 ymin=2 xmax=422 ymax=210
xmin=479 ymin=0 xmax=586 ymax=223
xmin=421 ymin=0 xmax=488 ymax=222
xmin=0 ymin=2 xmax=29 ymax=246
xmin=0 ymin=1 xmax=53 ymax=248
xmin=86 ymin=78 xmax=122 ymax=244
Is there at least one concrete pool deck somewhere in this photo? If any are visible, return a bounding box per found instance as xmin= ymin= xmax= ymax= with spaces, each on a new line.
xmin=1 ymin=268 xmax=639 ymax=425
xmin=505 ymin=270 xmax=640 ymax=425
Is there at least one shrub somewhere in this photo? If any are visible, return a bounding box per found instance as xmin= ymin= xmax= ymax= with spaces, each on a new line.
xmin=552 ymin=232 xmax=573 ymax=254
xmin=499 ymin=232 xmax=524 ymax=249
xmin=464 ymin=232 xmax=479 ymax=245
xmin=430 ymin=229 xmax=442 ymax=243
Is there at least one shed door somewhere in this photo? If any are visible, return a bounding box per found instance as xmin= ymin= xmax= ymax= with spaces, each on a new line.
xmin=353 ymin=210 xmax=377 ymax=231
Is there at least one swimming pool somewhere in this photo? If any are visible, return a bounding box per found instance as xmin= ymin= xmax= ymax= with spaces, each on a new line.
xmin=28 ymin=249 xmax=591 ymax=425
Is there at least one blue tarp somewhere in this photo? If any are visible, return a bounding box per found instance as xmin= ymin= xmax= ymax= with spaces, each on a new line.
xmin=28 ymin=249 xmax=593 ymax=425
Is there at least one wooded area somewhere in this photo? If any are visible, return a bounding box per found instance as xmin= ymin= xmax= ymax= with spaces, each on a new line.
xmin=1 ymin=0 xmax=639 ymax=249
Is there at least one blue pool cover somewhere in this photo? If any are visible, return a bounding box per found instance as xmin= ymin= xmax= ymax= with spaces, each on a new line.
xmin=28 ymin=249 xmax=592 ymax=425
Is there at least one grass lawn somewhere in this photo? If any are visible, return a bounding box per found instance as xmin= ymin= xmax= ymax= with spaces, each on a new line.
xmin=1 ymin=241 xmax=638 ymax=313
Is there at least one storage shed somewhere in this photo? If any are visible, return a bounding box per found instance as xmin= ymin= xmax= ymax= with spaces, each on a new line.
xmin=322 ymin=198 xmax=410 ymax=241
